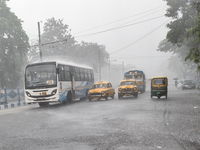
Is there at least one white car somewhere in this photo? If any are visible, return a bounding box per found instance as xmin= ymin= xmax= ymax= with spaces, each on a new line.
xmin=177 ymin=79 xmax=196 ymax=90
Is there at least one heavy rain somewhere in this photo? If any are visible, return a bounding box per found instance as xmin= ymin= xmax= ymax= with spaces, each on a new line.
xmin=0 ymin=0 xmax=200 ymax=149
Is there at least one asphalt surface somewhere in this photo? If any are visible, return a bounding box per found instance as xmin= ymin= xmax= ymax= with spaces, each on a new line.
xmin=0 ymin=85 xmax=200 ymax=150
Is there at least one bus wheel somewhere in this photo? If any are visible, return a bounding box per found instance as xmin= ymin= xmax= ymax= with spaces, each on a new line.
xmin=38 ymin=102 xmax=49 ymax=107
xmin=67 ymin=92 xmax=72 ymax=103
xmin=85 ymin=90 xmax=89 ymax=100
xmin=105 ymin=94 xmax=108 ymax=100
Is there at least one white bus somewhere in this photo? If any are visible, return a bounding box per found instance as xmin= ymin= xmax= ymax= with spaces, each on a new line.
xmin=24 ymin=61 xmax=94 ymax=107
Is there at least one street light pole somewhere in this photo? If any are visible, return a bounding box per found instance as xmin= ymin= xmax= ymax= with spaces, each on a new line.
xmin=109 ymin=57 xmax=117 ymax=81
xmin=109 ymin=56 xmax=110 ymax=81
xmin=99 ymin=48 xmax=101 ymax=81
xmin=122 ymin=61 xmax=124 ymax=75
xmin=38 ymin=22 xmax=42 ymax=62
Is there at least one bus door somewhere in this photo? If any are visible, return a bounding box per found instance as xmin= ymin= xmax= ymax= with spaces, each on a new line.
xmin=70 ymin=73 xmax=76 ymax=100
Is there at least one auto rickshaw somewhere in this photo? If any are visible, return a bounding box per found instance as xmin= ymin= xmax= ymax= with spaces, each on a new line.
xmin=151 ymin=76 xmax=168 ymax=99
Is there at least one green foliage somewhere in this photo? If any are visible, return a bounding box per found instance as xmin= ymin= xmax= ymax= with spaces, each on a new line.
xmin=0 ymin=1 xmax=29 ymax=88
xmin=158 ymin=0 xmax=200 ymax=73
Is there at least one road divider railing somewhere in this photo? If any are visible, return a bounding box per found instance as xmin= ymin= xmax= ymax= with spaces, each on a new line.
xmin=0 ymin=86 xmax=27 ymax=110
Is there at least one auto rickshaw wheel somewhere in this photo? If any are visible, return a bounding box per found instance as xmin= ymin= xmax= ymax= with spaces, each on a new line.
xmin=166 ymin=95 xmax=167 ymax=99
xmin=158 ymin=96 xmax=160 ymax=99
xmin=151 ymin=95 xmax=153 ymax=98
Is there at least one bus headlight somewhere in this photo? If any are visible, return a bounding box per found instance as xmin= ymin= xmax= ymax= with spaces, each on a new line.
xmin=26 ymin=91 xmax=31 ymax=97
xmin=51 ymin=89 xmax=57 ymax=95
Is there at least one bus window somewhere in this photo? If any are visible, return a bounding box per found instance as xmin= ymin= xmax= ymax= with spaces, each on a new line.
xmin=58 ymin=65 xmax=65 ymax=81
xmin=75 ymin=67 xmax=81 ymax=81
xmin=64 ymin=66 xmax=70 ymax=81
xmin=84 ymin=73 xmax=88 ymax=81
xmin=80 ymin=72 xmax=85 ymax=81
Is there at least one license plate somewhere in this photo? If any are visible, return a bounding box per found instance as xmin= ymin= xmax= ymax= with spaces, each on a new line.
xmin=42 ymin=92 xmax=46 ymax=95
xmin=122 ymin=91 xmax=132 ymax=93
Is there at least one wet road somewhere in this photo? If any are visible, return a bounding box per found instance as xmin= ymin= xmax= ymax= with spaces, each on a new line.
xmin=0 ymin=86 xmax=200 ymax=150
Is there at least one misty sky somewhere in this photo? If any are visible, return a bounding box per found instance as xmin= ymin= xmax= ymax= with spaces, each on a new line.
xmin=7 ymin=0 xmax=174 ymax=78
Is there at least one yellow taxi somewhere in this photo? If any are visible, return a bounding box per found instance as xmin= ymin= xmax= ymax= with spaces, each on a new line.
xmin=87 ymin=81 xmax=115 ymax=101
xmin=118 ymin=79 xmax=138 ymax=99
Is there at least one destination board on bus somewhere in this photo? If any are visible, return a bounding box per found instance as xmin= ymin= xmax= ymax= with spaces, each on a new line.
xmin=130 ymin=71 xmax=137 ymax=74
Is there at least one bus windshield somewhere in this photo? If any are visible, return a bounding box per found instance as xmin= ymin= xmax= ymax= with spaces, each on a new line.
xmin=134 ymin=74 xmax=143 ymax=81
xmin=25 ymin=64 xmax=57 ymax=89
xmin=125 ymin=74 xmax=143 ymax=81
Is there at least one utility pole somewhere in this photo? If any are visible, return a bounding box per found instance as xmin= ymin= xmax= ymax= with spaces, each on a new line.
xmin=109 ymin=56 xmax=110 ymax=81
xmin=122 ymin=61 xmax=124 ymax=76
xmin=38 ymin=22 xmax=42 ymax=62
xmin=99 ymin=49 xmax=101 ymax=81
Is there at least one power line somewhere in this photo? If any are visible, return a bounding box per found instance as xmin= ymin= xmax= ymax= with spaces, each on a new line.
xmin=30 ymin=39 xmax=67 ymax=47
xmin=73 ymin=5 xmax=166 ymax=35
xmin=75 ymin=15 xmax=165 ymax=39
xmin=111 ymin=56 xmax=170 ymax=59
xmin=109 ymin=19 xmax=171 ymax=55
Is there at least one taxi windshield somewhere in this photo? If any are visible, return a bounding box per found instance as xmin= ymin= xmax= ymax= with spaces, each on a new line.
xmin=92 ymin=84 xmax=107 ymax=89
xmin=120 ymin=81 xmax=135 ymax=86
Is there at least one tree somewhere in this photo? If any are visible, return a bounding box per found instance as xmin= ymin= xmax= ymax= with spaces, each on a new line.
xmin=168 ymin=54 xmax=197 ymax=79
xmin=0 ymin=0 xmax=29 ymax=88
xmin=29 ymin=18 xmax=110 ymax=78
xmin=29 ymin=17 xmax=76 ymax=62
xmin=158 ymin=39 xmax=197 ymax=78
xmin=160 ymin=0 xmax=200 ymax=70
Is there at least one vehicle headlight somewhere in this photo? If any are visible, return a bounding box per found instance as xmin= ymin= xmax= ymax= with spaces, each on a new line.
xmin=51 ymin=89 xmax=57 ymax=95
xmin=101 ymin=91 xmax=105 ymax=93
xmin=26 ymin=91 xmax=31 ymax=97
xmin=88 ymin=91 xmax=90 ymax=94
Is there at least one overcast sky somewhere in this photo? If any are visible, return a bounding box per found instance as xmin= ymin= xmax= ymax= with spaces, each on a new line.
xmin=7 ymin=0 xmax=174 ymax=78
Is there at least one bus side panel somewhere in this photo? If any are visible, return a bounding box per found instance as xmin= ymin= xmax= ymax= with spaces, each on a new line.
xmin=75 ymin=81 xmax=93 ymax=99
xmin=59 ymin=81 xmax=72 ymax=102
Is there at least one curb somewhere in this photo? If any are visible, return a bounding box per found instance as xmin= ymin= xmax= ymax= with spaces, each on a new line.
xmin=0 ymin=102 xmax=31 ymax=110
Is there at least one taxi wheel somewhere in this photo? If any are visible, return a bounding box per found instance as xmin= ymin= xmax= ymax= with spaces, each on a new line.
xmin=105 ymin=94 xmax=108 ymax=100
xmin=111 ymin=94 xmax=114 ymax=99
xmin=135 ymin=93 xmax=138 ymax=98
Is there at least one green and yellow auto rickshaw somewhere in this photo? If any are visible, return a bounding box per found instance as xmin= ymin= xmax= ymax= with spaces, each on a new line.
xmin=151 ymin=76 xmax=168 ymax=99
